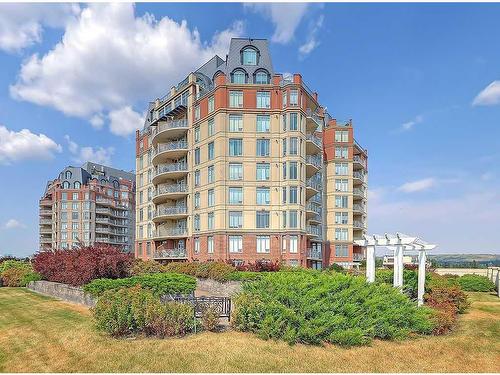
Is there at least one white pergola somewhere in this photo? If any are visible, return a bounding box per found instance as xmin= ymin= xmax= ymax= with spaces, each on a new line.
xmin=354 ymin=233 xmax=436 ymax=306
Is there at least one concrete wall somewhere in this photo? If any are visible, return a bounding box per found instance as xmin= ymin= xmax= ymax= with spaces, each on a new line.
xmin=434 ymin=268 xmax=488 ymax=276
xmin=27 ymin=280 xmax=97 ymax=307
xmin=195 ymin=277 xmax=242 ymax=297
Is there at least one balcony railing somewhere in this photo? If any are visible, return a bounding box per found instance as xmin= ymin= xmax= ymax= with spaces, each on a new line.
xmin=353 ymin=204 xmax=366 ymax=213
xmin=154 ymin=140 xmax=188 ymax=155
xmin=40 ymin=209 xmax=52 ymax=215
xmin=153 ymin=248 xmax=188 ymax=259
xmin=96 ymin=218 xmax=110 ymax=224
xmin=353 ymin=220 xmax=365 ymax=229
xmin=353 ymin=171 xmax=366 ymax=182
xmin=39 ymin=219 xmax=52 ymax=225
xmin=353 ymin=253 xmax=364 ymax=262
xmin=154 ymin=206 xmax=188 ymax=217
xmin=353 ymin=188 xmax=366 ymax=197
xmin=306 ymin=225 xmax=322 ymax=237
xmin=154 ymin=184 xmax=188 ymax=196
xmin=153 ymin=119 xmax=188 ymax=135
xmin=155 ymin=162 xmax=188 ymax=176
xmin=306 ymin=178 xmax=322 ymax=191
xmin=306 ymin=134 xmax=322 ymax=148
xmin=306 ymin=202 xmax=322 ymax=214
xmin=156 ymin=227 xmax=188 ymax=237
xmin=307 ymin=247 xmax=322 ymax=260
xmin=306 ymin=108 xmax=323 ymax=128
xmin=353 ymin=155 xmax=367 ymax=168
xmin=305 ymin=155 xmax=322 ymax=169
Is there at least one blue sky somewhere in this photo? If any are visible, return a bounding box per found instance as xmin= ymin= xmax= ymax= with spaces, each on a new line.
xmin=1 ymin=3 xmax=499 ymax=257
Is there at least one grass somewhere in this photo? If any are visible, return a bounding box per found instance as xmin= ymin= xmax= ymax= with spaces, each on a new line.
xmin=0 ymin=288 xmax=499 ymax=373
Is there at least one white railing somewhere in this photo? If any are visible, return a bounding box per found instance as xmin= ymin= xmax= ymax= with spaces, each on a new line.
xmin=353 ymin=220 xmax=365 ymax=229
xmin=306 ymin=134 xmax=322 ymax=148
xmin=306 ymin=108 xmax=323 ymax=128
xmin=353 ymin=188 xmax=365 ymax=197
xmin=153 ymin=248 xmax=188 ymax=259
xmin=353 ymin=155 xmax=367 ymax=168
xmin=154 ymin=206 xmax=188 ymax=217
xmin=353 ymin=204 xmax=366 ymax=213
xmin=353 ymin=171 xmax=366 ymax=182
xmin=306 ymin=202 xmax=322 ymax=214
xmin=155 ymin=140 xmax=188 ymax=155
xmin=154 ymin=184 xmax=188 ymax=196
xmin=153 ymin=119 xmax=188 ymax=135
xmin=306 ymin=155 xmax=322 ymax=169
xmin=155 ymin=162 xmax=188 ymax=176
xmin=156 ymin=227 xmax=188 ymax=237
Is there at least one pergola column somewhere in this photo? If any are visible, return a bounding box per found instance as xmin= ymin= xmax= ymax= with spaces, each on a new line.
xmin=393 ymin=245 xmax=404 ymax=288
xmin=417 ymin=249 xmax=427 ymax=306
xmin=366 ymin=245 xmax=376 ymax=283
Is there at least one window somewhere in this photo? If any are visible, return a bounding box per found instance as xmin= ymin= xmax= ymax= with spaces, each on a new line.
xmin=256 ymin=139 xmax=270 ymax=157
xmin=229 ymin=163 xmax=243 ymax=180
xmin=282 ymin=210 xmax=287 ymax=228
xmin=335 ymin=179 xmax=349 ymax=192
xmin=61 ymin=192 xmax=67 ymax=201
xmin=194 ymin=238 xmax=200 ymax=254
xmin=195 ymin=105 xmax=200 ymax=120
xmin=72 ymin=222 xmax=79 ymax=230
xmin=335 ymin=244 xmax=349 ymax=257
xmin=65 ymin=171 xmax=72 ymax=179
xmin=289 ymin=186 xmax=298 ymax=203
xmin=74 ymin=181 xmax=81 ymax=189
xmin=256 ymin=211 xmax=269 ymax=228
xmin=208 ymin=96 xmax=214 ymax=113
xmin=282 ymin=162 xmax=287 ymax=179
xmin=229 ymin=235 xmax=243 ymax=253
xmin=289 ymin=235 xmax=298 ymax=253
xmin=255 ymin=71 xmax=269 ymax=84
xmin=335 ymin=195 xmax=348 ymax=208
xmin=194 ymin=192 xmax=200 ymax=209
xmin=288 ymin=161 xmax=298 ymax=179
xmin=335 ymin=163 xmax=349 ymax=175
xmin=289 ymin=137 xmax=298 ymax=155
xmin=282 ymin=113 xmax=287 ymax=130
xmin=256 ymin=115 xmax=270 ymax=132
xmin=83 ymin=201 xmax=90 ymax=210
xmin=335 ymin=130 xmax=349 ymax=142
xmin=256 ymin=91 xmax=270 ymax=109
xmin=282 ymin=138 xmax=287 ymax=156
xmin=208 ymin=165 xmax=215 ymax=183
xmin=72 ymin=193 xmax=78 ymax=200
xmin=194 ymin=170 xmax=200 ymax=186
xmin=72 ymin=202 xmax=78 ymax=210
xmin=208 ymin=118 xmax=214 ymax=136
xmin=242 ymin=47 xmax=257 ymax=65
xmin=256 ymin=163 xmax=270 ymax=181
xmin=335 ymin=146 xmax=348 ymax=159
xmin=229 ymin=91 xmax=243 ymax=108
xmin=61 ymin=232 xmax=67 ymax=240
xmin=256 ymin=187 xmax=270 ymax=205
xmin=207 ymin=236 xmax=214 ymax=253
xmin=229 ymin=114 xmax=243 ymax=132
xmin=60 ymin=212 xmax=68 ymax=221
xmin=232 ymin=70 xmax=246 ymax=84
xmin=335 ymin=212 xmax=349 ymax=224
xmin=229 ymin=138 xmax=243 ymax=156
xmin=194 ymin=147 xmax=200 ymax=165
xmin=282 ymin=91 xmax=287 ymax=108
xmin=61 ymin=202 xmax=68 ymax=210
xmin=290 ymin=89 xmax=298 ymax=106
xmin=289 ymin=210 xmax=298 ymax=228
xmin=335 ymin=228 xmax=349 ymax=241
xmin=207 ymin=212 xmax=214 ymax=229
xmin=194 ymin=126 xmax=200 ymax=143
xmin=194 ymin=214 xmax=200 ymax=231
xmin=289 ymin=113 xmax=298 ymax=130
xmin=256 ymin=235 xmax=270 ymax=253
xmin=229 ymin=187 xmax=243 ymax=204
xmin=229 ymin=211 xmax=243 ymax=228
xmin=208 ymin=189 xmax=215 ymax=207
xmin=72 ymin=232 xmax=78 ymax=240
xmin=208 ymin=142 xmax=214 ymax=160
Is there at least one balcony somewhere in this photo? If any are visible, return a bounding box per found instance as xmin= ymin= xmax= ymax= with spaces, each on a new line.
xmin=40 ymin=237 xmax=52 ymax=244
xmin=353 ymin=204 xmax=366 ymax=214
xmin=39 ymin=219 xmax=52 ymax=225
xmin=305 ymin=155 xmax=322 ymax=177
xmin=353 ymin=155 xmax=367 ymax=170
xmin=353 ymin=188 xmax=366 ymax=199
xmin=153 ymin=206 xmax=188 ymax=222
xmin=306 ymin=202 xmax=322 ymax=222
xmin=96 ymin=197 xmax=113 ymax=206
xmin=154 ymin=226 xmax=188 ymax=240
xmin=353 ymin=171 xmax=366 ymax=185
xmin=306 ymin=134 xmax=322 ymax=154
xmin=95 ymin=217 xmax=110 ymax=224
xmin=153 ymin=162 xmax=188 ymax=184
xmin=306 ymin=225 xmax=322 ymax=238
xmin=152 ymin=119 xmax=188 ymax=145
xmin=39 ymin=228 xmax=52 ymax=234
xmin=353 ymin=252 xmax=364 ymax=262
xmin=39 ymin=198 xmax=52 ymax=207
xmin=152 ymin=140 xmax=188 ymax=164
xmin=153 ymin=247 xmax=188 ymax=260
xmin=153 ymin=184 xmax=188 ymax=204
xmin=307 ymin=247 xmax=322 ymax=260
xmin=306 ymin=177 xmax=322 ymax=199
xmin=96 ymin=207 xmax=111 ymax=215
xmin=39 ymin=209 xmax=52 ymax=216
xmin=353 ymin=220 xmax=365 ymax=230
xmin=306 ymin=109 xmax=323 ymax=132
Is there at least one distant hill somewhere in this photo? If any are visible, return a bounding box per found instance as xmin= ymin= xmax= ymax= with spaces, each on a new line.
xmin=427 ymin=254 xmax=500 ymax=268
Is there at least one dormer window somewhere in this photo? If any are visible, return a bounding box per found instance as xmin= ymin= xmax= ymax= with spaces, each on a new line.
xmin=65 ymin=171 xmax=72 ymax=179
xmin=255 ymin=70 xmax=270 ymax=84
xmin=231 ymin=69 xmax=246 ymax=84
xmin=242 ymin=47 xmax=258 ymax=65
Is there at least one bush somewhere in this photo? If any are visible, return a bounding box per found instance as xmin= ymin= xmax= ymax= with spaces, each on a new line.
xmin=0 ymin=260 xmax=40 ymax=287
xmin=200 ymin=305 xmax=220 ymax=332
xmin=375 ymin=269 xmax=428 ymax=299
xmin=232 ymin=271 xmax=434 ymax=346
xmin=235 ymin=260 xmax=281 ymax=272
xmin=227 ymin=271 xmax=263 ymax=282
xmin=327 ymin=263 xmax=346 ymax=273
xmin=129 ymin=259 xmax=165 ymax=276
xmin=83 ymin=272 xmax=196 ymax=297
xmin=163 ymin=261 xmax=237 ymax=282
xmin=33 ymin=244 xmax=133 ymax=286
xmin=425 ymin=286 xmax=470 ymax=314
xmin=429 ymin=306 xmax=457 ymax=335
xmin=458 ymin=274 xmax=495 ymax=292
xmin=92 ymin=286 xmax=195 ymax=337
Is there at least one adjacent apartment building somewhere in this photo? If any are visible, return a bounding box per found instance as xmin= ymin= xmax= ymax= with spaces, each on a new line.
xmin=135 ymin=38 xmax=367 ymax=269
xmin=39 ymin=162 xmax=136 ymax=252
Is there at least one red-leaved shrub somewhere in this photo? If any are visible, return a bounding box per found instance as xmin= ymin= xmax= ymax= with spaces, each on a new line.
xmin=33 ymin=244 xmax=133 ymax=286
xmin=233 ymin=259 xmax=281 ymax=272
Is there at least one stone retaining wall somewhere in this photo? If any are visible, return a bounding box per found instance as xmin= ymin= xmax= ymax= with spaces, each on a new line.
xmin=27 ymin=280 xmax=97 ymax=307
xmin=195 ymin=278 xmax=242 ymax=297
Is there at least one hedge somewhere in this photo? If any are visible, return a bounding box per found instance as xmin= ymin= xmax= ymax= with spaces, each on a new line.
xmin=83 ymin=272 xmax=196 ymax=297
xmin=458 ymin=274 xmax=496 ymax=292
xmin=0 ymin=260 xmax=41 ymax=287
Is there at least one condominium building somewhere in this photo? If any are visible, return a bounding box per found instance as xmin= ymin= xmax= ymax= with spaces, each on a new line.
xmin=39 ymin=162 xmax=136 ymax=252
xmin=135 ymin=38 xmax=367 ymax=269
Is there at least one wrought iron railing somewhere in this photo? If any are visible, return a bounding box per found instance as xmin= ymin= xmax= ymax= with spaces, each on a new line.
xmin=306 ymin=225 xmax=322 ymax=237
xmin=306 ymin=108 xmax=323 ymax=128
xmin=155 ymin=140 xmax=188 ymax=155
xmin=154 ymin=184 xmax=188 ymax=196
xmin=306 ymin=134 xmax=322 ymax=148
xmin=353 ymin=204 xmax=366 ymax=213
xmin=154 ymin=162 xmax=188 ymax=176
xmin=305 ymin=155 xmax=322 ymax=169
xmin=155 ymin=227 xmax=188 ymax=237
xmin=307 ymin=247 xmax=322 ymax=260
xmin=153 ymin=248 xmax=188 ymax=259
xmin=306 ymin=178 xmax=322 ymax=191
xmin=153 ymin=119 xmax=188 ymax=135
xmin=353 ymin=171 xmax=366 ymax=181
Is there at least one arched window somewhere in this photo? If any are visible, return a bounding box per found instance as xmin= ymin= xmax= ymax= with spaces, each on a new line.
xmin=113 ymin=180 xmax=119 ymax=189
xmin=73 ymin=181 xmax=81 ymax=189
xmin=62 ymin=181 xmax=70 ymax=189
xmin=255 ymin=70 xmax=270 ymax=84
xmin=231 ymin=69 xmax=247 ymax=84
xmin=242 ymin=47 xmax=258 ymax=65
xmin=65 ymin=171 xmax=72 ymax=179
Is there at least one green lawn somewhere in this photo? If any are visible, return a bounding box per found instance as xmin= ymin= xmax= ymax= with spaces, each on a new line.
xmin=0 ymin=288 xmax=499 ymax=373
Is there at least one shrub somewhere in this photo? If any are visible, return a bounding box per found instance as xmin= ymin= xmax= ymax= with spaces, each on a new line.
xmin=163 ymin=261 xmax=237 ymax=282
xmin=129 ymin=259 xmax=165 ymax=276
xmin=83 ymin=272 xmax=196 ymax=297
xmin=227 ymin=271 xmax=263 ymax=282
xmin=145 ymin=300 xmax=195 ymax=337
xmin=239 ymin=260 xmax=281 ymax=272
xmin=327 ymin=263 xmax=346 ymax=273
xmin=375 ymin=269 xmax=427 ymax=299
xmin=33 ymin=244 xmax=133 ymax=286
xmin=458 ymin=274 xmax=495 ymax=292
xmin=0 ymin=260 xmax=40 ymax=287
xmin=0 ymin=259 xmax=31 ymax=274
xmin=425 ymin=286 xmax=470 ymax=314
xmin=200 ymin=305 xmax=220 ymax=332
xmin=429 ymin=306 xmax=457 ymax=335
xmin=232 ymin=271 xmax=434 ymax=346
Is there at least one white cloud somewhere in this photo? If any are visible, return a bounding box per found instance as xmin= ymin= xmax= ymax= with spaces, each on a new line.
xmin=400 ymin=114 xmax=423 ymax=132
xmin=108 ymin=106 xmax=144 ymax=137
xmin=397 ymin=178 xmax=436 ymax=193
xmin=245 ymin=3 xmax=309 ymax=44
xmin=0 ymin=3 xmax=79 ymax=52
xmin=3 ymin=219 xmax=25 ymax=230
xmin=10 ymin=3 xmax=243 ymax=134
xmin=299 ymin=15 xmax=324 ymax=57
xmin=472 ymin=80 xmax=500 ymax=106
xmin=64 ymin=135 xmax=114 ymax=166
xmin=0 ymin=125 xmax=62 ymax=165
